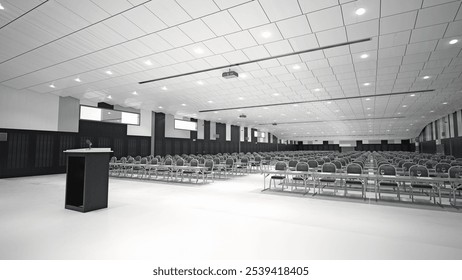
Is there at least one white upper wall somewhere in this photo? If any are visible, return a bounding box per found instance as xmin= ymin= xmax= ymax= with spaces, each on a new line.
xmin=127 ymin=109 xmax=151 ymax=137
xmin=0 ymin=85 xmax=59 ymax=131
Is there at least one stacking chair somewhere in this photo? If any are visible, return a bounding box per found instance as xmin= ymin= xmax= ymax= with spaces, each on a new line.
xmin=183 ymin=159 xmax=199 ymax=183
xmin=377 ymin=164 xmax=399 ymax=200
xmin=269 ymin=161 xmax=287 ymax=190
xmin=146 ymin=157 xmax=158 ymax=179
xmin=291 ymin=162 xmax=310 ymax=194
xmin=435 ymin=163 xmax=451 ymax=178
xmin=109 ymin=156 xmax=118 ymax=176
xmin=236 ymin=156 xmax=250 ymax=175
xmin=409 ymin=165 xmax=436 ymax=203
xmin=288 ymin=160 xmax=298 ymax=171
xmin=203 ymin=159 xmax=214 ymax=182
xmin=307 ymin=160 xmax=318 ymax=171
xmin=318 ymin=163 xmax=337 ymax=194
xmin=251 ymin=156 xmax=262 ymax=172
xmin=449 ymin=166 xmax=462 ymax=206
xmin=132 ymin=157 xmax=148 ymax=178
xmin=332 ymin=160 xmax=342 ymax=172
xmin=174 ymin=158 xmax=186 ymax=181
xmin=344 ymin=163 xmax=365 ymax=198
xmin=156 ymin=158 xmax=173 ymax=180
xmin=402 ymin=162 xmax=414 ymax=176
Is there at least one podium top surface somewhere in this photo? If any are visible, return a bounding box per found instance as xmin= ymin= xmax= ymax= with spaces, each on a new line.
xmin=64 ymin=148 xmax=113 ymax=153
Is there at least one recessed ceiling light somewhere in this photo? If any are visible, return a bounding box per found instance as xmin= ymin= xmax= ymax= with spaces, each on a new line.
xmin=410 ymin=94 xmax=415 ymax=97
xmin=442 ymin=102 xmax=448 ymax=104
xmin=367 ymin=107 xmax=371 ymax=110
xmin=292 ymin=64 xmax=301 ymax=70
xmin=105 ymin=70 xmax=113 ymax=75
xmin=422 ymin=76 xmax=430 ymax=79
xmin=107 ymin=112 xmax=111 ymax=115
xmin=367 ymin=114 xmax=371 ymax=116
xmin=402 ymin=105 xmax=407 ymax=108
xmin=449 ymin=39 xmax=458 ymax=45
xmin=197 ymin=80 xmax=204 ymax=85
xmin=0 ymin=3 xmax=4 ymax=10
xmin=261 ymin=31 xmax=271 ymax=38
xmin=214 ymin=111 xmax=218 ymax=114
xmin=263 ymin=107 xmax=269 ymax=110
xmin=207 ymin=100 xmax=213 ymax=103
xmin=181 ymin=103 xmax=186 ymax=106
xmin=161 ymin=86 xmax=167 ymax=91
xmin=314 ymin=88 xmax=321 ymax=92
xmin=430 ymin=110 xmax=434 ymax=113
xmin=410 ymin=123 xmax=413 ymax=126
xmin=360 ymin=53 xmax=369 ymax=59
xmin=132 ymin=91 xmax=138 ymax=95
xmin=273 ymin=93 xmax=280 ymax=96
xmin=144 ymin=60 xmax=152 ymax=66
xmin=194 ymin=48 xmax=204 ymax=54
xmin=365 ymin=98 xmax=371 ymax=101
xmin=49 ymin=84 xmax=56 ymax=88
xmin=238 ymin=97 xmax=244 ymax=100
xmin=293 ymin=104 xmax=298 ymax=107
xmin=158 ymin=106 xmax=163 ymax=109
xmin=363 ymin=82 xmax=371 ymax=86
xmin=237 ymin=109 xmax=242 ymax=112
xmin=107 ymin=95 xmax=112 ymax=99
xmin=74 ymin=77 xmax=81 ymax=82
xmin=406 ymin=129 xmax=409 ymax=131
xmin=387 ymin=129 xmax=390 ymax=132
xmin=355 ymin=8 xmax=366 ymax=15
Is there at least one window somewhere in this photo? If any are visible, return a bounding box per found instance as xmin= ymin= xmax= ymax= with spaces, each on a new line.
xmin=174 ymin=119 xmax=197 ymax=131
xmin=79 ymin=105 xmax=140 ymax=125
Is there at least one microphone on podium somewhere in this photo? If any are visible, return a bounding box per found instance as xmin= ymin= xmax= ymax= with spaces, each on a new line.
xmin=85 ymin=139 xmax=92 ymax=149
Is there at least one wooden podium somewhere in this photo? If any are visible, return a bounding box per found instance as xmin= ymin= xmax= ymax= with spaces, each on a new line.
xmin=64 ymin=148 xmax=112 ymax=213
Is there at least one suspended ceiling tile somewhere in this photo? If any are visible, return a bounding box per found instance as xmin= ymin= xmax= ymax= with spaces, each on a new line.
xmin=176 ymin=0 xmax=219 ymax=18
xmin=228 ymin=0 xmax=269 ymax=30
xmin=258 ymin=0 xmax=302 ymax=22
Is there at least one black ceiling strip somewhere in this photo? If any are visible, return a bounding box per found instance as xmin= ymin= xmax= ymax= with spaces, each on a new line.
xmin=138 ymin=38 xmax=372 ymax=84
xmin=258 ymin=116 xmax=406 ymax=126
xmin=199 ymin=89 xmax=435 ymax=113
xmin=0 ymin=0 xmax=49 ymax=30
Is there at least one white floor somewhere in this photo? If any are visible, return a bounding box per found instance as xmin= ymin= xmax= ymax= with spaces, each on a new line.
xmin=1 ymin=173 xmax=462 ymax=260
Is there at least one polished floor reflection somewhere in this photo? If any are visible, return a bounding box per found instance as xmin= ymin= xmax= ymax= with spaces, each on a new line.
xmin=1 ymin=174 xmax=461 ymax=260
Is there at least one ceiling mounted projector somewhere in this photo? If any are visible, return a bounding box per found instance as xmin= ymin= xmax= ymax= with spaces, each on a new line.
xmin=222 ymin=70 xmax=238 ymax=79
xmin=239 ymin=114 xmax=247 ymax=118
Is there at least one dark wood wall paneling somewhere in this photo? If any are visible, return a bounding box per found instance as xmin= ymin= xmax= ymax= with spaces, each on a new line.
xmin=0 ymin=120 xmax=151 ymax=178
xmin=355 ymin=140 xmax=415 ymax=152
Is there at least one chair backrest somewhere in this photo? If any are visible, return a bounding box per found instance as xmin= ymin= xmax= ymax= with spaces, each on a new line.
xmin=127 ymin=157 xmax=135 ymax=163
xmin=120 ymin=157 xmax=127 ymax=163
xmin=418 ymin=159 xmax=427 ymax=165
xmin=339 ymin=158 xmax=346 ymax=166
xmin=254 ymin=156 xmax=261 ymax=162
xmin=110 ymin=156 xmax=117 ymax=163
xmin=164 ymin=158 xmax=173 ymax=165
xmin=346 ymin=163 xmax=362 ymax=174
xmin=288 ymin=160 xmax=298 ymax=168
xmin=409 ymin=165 xmax=429 ymax=177
xmin=241 ymin=156 xmax=249 ymax=163
xmin=307 ymin=160 xmax=318 ymax=168
xmin=402 ymin=162 xmax=414 ymax=172
xmin=448 ymin=166 xmax=462 ymax=178
xmin=140 ymin=157 xmax=147 ymax=164
xmin=299 ymin=158 xmax=308 ymax=163
xmin=316 ymin=159 xmax=325 ymax=165
xmin=323 ymin=157 xmax=331 ymax=163
xmin=322 ymin=163 xmax=336 ymax=173
xmin=225 ymin=158 xmax=234 ymax=167
xmin=151 ymin=158 xmax=158 ymax=165
xmin=274 ymin=161 xmax=287 ymax=171
xmin=425 ymin=160 xmax=437 ymax=169
xmin=198 ymin=158 xmax=205 ymax=164
xmin=190 ymin=159 xmax=198 ymax=167
xmin=450 ymin=161 xmax=462 ymax=166
xmin=378 ymin=164 xmax=396 ymax=176
xmin=398 ymin=159 xmax=407 ymax=168
xmin=213 ymin=158 xmax=220 ymax=164
xmin=204 ymin=159 xmax=214 ymax=171
xmin=295 ymin=162 xmax=309 ymax=172
xmin=435 ymin=163 xmax=451 ymax=173
xmin=176 ymin=158 xmax=184 ymax=166
xmin=332 ymin=160 xmax=342 ymax=170
xmin=135 ymin=155 xmax=142 ymax=162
